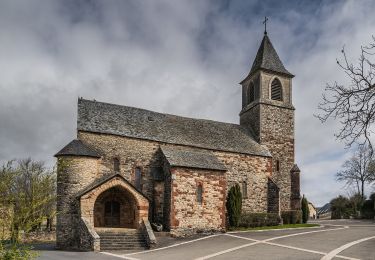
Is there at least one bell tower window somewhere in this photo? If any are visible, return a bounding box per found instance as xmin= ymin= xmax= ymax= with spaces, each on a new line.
xmin=248 ymin=82 xmax=255 ymax=103
xmin=271 ymin=78 xmax=283 ymax=101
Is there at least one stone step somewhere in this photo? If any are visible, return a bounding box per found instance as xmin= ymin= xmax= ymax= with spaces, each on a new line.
xmin=98 ymin=234 xmax=143 ymax=237
xmin=101 ymin=240 xmax=146 ymax=243
xmin=102 ymin=243 xmax=146 ymax=246
xmin=97 ymin=230 xmax=148 ymax=251
xmin=100 ymin=246 xmax=146 ymax=250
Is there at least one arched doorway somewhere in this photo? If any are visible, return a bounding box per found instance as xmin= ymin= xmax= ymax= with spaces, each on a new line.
xmin=94 ymin=186 xmax=137 ymax=228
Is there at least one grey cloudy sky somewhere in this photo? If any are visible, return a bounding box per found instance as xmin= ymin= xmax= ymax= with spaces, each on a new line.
xmin=1 ymin=0 xmax=374 ymax=206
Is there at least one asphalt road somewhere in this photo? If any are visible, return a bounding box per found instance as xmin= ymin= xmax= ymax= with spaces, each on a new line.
xmin=37 ymin=219 xmax=375 ymax=260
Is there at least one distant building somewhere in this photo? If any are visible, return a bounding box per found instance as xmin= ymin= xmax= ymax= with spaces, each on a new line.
xmin=317 ymin=203 xmax=331 ymax=219
xmin=308 ymin=202 xmax=317 ymax=219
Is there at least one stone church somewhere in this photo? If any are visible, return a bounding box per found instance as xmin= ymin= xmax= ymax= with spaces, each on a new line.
xmin=55 ymin=32 xmax=301 ymax=251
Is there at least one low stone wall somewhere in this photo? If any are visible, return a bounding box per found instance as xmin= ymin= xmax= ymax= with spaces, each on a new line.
xmin=79 ymin=217 xmax=100 ymax=251
xmin=141 ymin=218 xmax=157 ymax=248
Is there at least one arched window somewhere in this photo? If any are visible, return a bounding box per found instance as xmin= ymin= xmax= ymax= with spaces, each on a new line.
xmin=114 ymin=158 xmax=120 ymax=172
xmin=197 ymin=184 xmax=203 ymax=204
xmin=248 ymin=82 xmax=255 ymax=103
xmin=135 ymin=167 xmax=142 ymax=190
xmin=271 ymin=78 xmax=283 ymax=101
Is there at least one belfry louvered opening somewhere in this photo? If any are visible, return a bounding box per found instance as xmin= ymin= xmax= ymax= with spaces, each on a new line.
xmin=248 ymin=82 xmax=255 ymax=103
xmin=271 ymin=78 xmax=283 ymax=101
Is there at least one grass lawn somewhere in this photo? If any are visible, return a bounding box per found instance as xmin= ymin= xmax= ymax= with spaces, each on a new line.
xmin=229 ymin=223 xmax=320 ymax=231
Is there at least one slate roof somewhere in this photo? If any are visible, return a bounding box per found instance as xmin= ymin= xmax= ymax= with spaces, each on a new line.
xmin=54 ymin=139 xmax=101 ymax=158
xmin=291 ymin=164 xmax=300 ymax=172
xmin=161 ymin=146 xmax=227 ymax=171
xmin=77 ymin=99 xmax=271 ymax=157
xmin=75 ymin=173 xmax=149 ymax=201
xmin=317 ymin=203 xmax=331 ymax=215
xmin=242 ymin=34 xmax=293 ymax=83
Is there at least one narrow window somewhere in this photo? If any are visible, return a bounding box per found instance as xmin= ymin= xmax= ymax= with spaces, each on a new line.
xmin=242 ymin=182 xmax=248 ymax=198
xmin=197 ymin=184 xmax=203 ymax=204
xmin=276 ymin=160 xmax=280 ymax=172
xmin=242 ymin=85 xmax=248 ymax=108
xmin=114 ymin=158 xmax=120 ymax=172
xmin=248 ymin=82 xmax=255 ymax=103
xmin=135 ymin=167 xmax=142 ymax=190
xmin=271 ymin=78 xmax=283 ymax=101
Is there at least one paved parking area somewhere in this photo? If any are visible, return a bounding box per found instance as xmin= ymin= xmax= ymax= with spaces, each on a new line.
xmin=37 ymin=220 xmax=375 ymax=260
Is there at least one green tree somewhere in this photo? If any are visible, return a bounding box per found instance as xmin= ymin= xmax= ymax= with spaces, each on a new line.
xmin=301 ymin=195 xmax=309 ymax=223
xmin=330 ymin=195 xmax=351 ymax=219
xmin=0 ymin=159 xmax=56 ymax=242
xmin=226 ymin=184 xmax=242 ymax=227
xmin=348 ymin=192 xmax=365 ymax=218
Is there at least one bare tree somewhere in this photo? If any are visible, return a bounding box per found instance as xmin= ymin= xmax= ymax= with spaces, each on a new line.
xmin=0 ymin=159 xmax=56 ymax=242
xmin=336 ymin=145 xmax=375 ymax=198
xmin=317 ymin=37 xmax=375 ymax=152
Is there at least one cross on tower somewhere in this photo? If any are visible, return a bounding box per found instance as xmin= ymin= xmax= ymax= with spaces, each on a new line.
xmin=263 ymin=16 xmax=268 ymax=35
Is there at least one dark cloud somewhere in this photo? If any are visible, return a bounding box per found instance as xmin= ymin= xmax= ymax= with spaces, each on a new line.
xmin=1 ymin=0 xmax=374 ymax=206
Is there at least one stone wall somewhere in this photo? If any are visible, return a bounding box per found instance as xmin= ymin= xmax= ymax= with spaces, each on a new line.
xmin=79 ymin=217 xmax=100 ymax=251
xmin=259 ymin=104 xmax=294 ymax=210
xmin=240 ymin=70 xmax=296 ymax=211
xmin=78 ymin=131 xmax=161 ymax=201
xmin=169 ymin=167 xmax=226 ymax=236
xmin=56 ymin=156 xmax=99 ymax=249
xmin=78 ymin=131 xmax=273 ymax=228
xmin=290 ymin=167 xmax=301 ymax=210
xmin=267 ymin=178 xmax=280 ymax=213
xmin=214 ymin=151 xmax=271 ymax=213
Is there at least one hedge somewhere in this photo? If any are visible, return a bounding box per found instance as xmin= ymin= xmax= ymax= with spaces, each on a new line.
xmin=281 ymin=210 xmax=302 ymax=224
xmin=239 ymin=212 xmax=281 ymax=228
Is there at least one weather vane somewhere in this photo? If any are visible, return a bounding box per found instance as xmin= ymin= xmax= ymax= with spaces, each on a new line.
xmin=263 ymin=16 xmax=268 ymax=35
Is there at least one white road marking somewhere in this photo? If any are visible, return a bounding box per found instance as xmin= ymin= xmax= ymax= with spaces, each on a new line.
xmin=194 ymin=241 xmax=261 ymax=260
xmin=264 ymin=226 xmax=349 ymax=242
xmin=321 ymin=235 xmax=375 ymax=260
xmin=226 ymin=233 xmax=358 ymax=260
xmin=100 ymin=251 xmax=140 ymax=260
xmin=225 ymin=233 xmax=258 ymax=241
xmin=264 ymin=242 xmax=359 ymax=260
xmin=125 ymin=234 xmax=219 ymax=256
xmin=227 ymin=225 xmax=323 ymax=233
xmin=197 ymin=226 xmax=349 ymax=259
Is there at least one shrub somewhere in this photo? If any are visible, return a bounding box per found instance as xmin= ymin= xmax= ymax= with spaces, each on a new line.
xmin=281 ymin=210 xmax=302 ymax=224
xmin=301 ymin=196 xmax=309 ymax=223
xmin=239 ymin=212 xmax=280 ymax=228
xmin=226 ymin=184 xmax=242 ymax=227
xmin=330 ymin=195 xmax=351 ymax=219
xmin=0 ymin=242 xmax=37 ymax=260
xmin=360 ymin=199 xmax=375 ymax=219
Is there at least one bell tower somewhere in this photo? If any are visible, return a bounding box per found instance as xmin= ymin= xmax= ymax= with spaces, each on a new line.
xmin=240 ymin=30 xmax=300 ymax=211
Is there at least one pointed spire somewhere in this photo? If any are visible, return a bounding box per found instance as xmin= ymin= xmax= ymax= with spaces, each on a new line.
xmin=241 ymin=34 xmax=294 ymax=83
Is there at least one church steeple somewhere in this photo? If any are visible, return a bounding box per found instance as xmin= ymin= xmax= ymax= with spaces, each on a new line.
xmin=241 ymin=34 xmax=293 ymax=84
xmin=239 ymin=30 xmax=297 ymax=211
